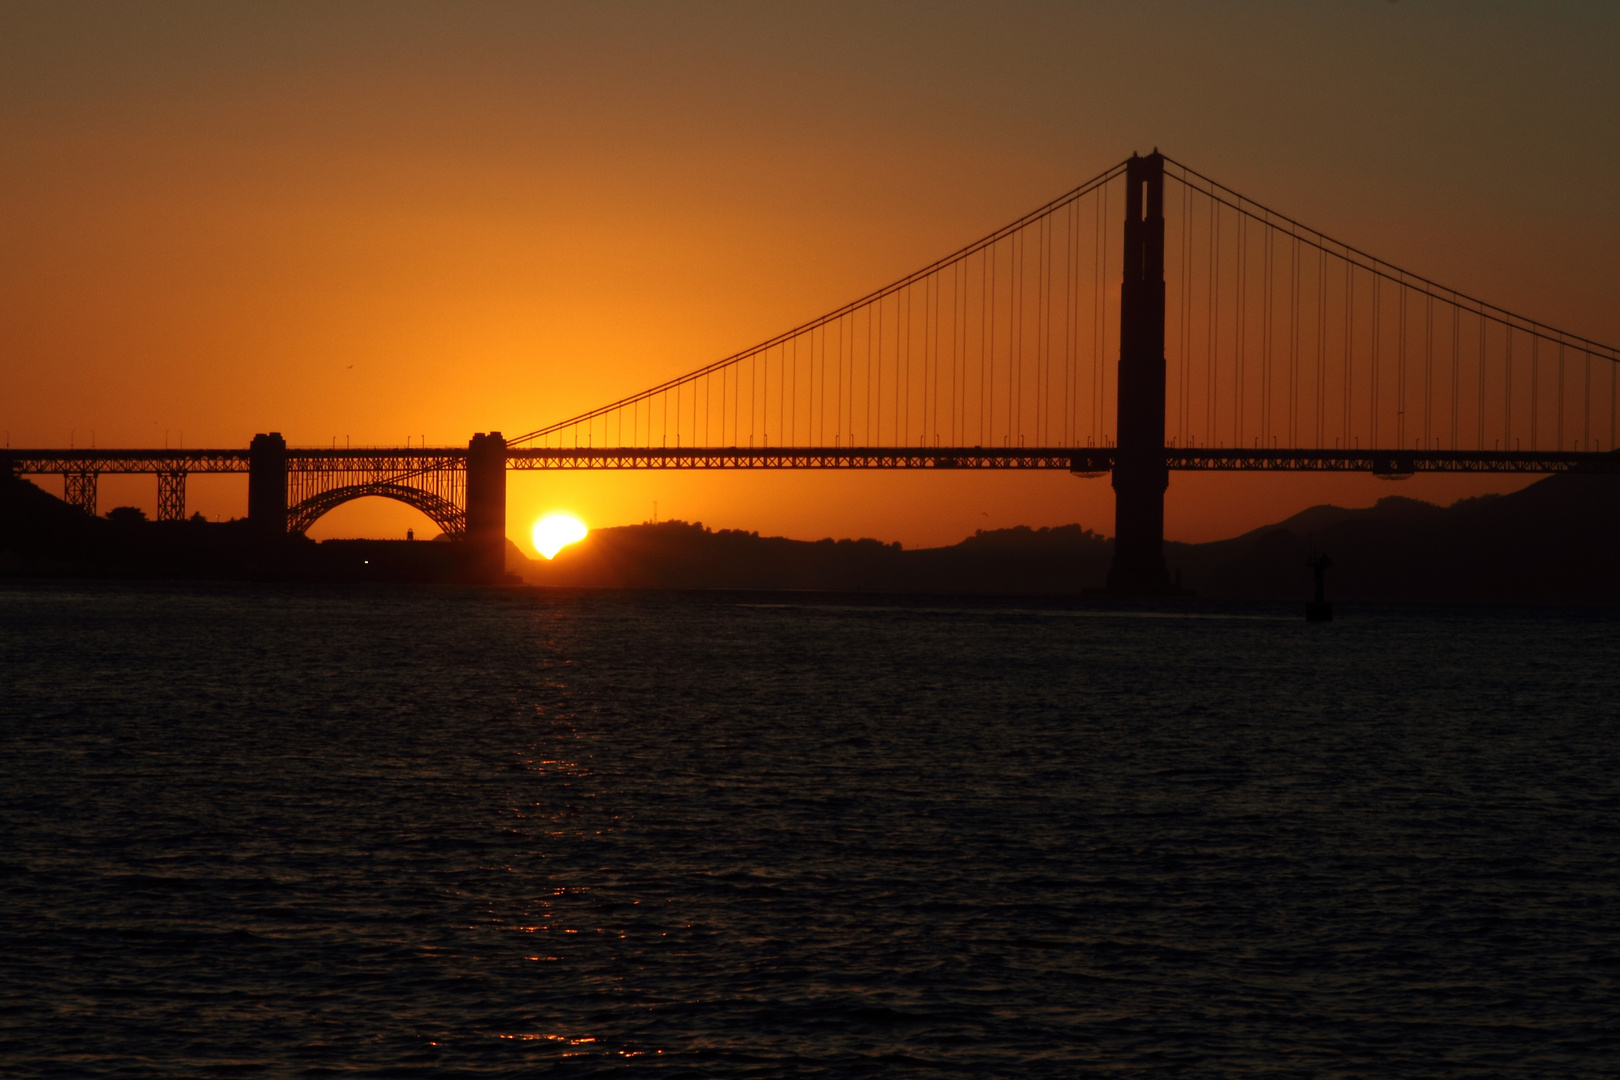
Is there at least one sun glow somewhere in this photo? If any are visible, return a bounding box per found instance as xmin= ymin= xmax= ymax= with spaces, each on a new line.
xmin=531 ymin=513 xmax=588 ymax=559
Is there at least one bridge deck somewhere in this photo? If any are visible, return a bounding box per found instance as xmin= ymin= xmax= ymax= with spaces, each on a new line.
xmin=506 ymin=448 xmax=1620 ymax=473
xmin=6 ymin=447 xmax=1617 ymax=474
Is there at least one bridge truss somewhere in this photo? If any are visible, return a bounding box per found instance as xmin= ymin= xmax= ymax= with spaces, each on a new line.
xmin=3 ymin=448 xmax=467 ymax=533
xmin=504 ymin=447 xmax=1617 ymax=474
xmin=12 ymin=438 xmax=1612 ymax=533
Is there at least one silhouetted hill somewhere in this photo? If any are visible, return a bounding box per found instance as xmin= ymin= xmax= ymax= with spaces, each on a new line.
xmin=0 ymin=473 xmax=480 ymax=582
xmin=8 ymin=468 xmax=1620 ymax=601
xmin=518 ymin=521 xmax=1113 ymax=593
xmin=1166 ymin=473 xmax=1620 ymax=603
xmin=518 ymin=471 xmax=1620 ymax=603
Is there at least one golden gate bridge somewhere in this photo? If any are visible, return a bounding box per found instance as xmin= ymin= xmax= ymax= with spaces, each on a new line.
xmin=7 ymin=152 xmax=1618 ymax=591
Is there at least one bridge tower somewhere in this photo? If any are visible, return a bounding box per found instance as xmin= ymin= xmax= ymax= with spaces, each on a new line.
xmin=466 ymin=431 xmax=508 ymax=584
xmin=248 ymin=432 xmax=288 ymax=534
xmin=1107 ymin=152 xmax=1173 ymax=596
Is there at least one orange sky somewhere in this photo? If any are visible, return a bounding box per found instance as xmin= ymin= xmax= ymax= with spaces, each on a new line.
xmin=3 ymin=2 xmax=1617 ymax=552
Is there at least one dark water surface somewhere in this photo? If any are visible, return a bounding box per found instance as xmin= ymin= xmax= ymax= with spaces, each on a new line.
xmin=2 ymin=582 xmax=1617 ymax=1077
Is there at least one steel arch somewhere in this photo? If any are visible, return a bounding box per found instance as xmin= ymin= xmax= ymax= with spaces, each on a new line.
xmin=286 ymin=482 xmax=466 ymax=537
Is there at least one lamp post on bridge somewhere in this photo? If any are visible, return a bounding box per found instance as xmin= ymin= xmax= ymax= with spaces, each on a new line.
xmin=1106 ymin=151 xmax=1175 ymax=596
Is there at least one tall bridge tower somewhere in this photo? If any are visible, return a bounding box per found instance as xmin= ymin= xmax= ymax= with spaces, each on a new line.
xmin=1108 ymin=152 xmax=1171 ymax=595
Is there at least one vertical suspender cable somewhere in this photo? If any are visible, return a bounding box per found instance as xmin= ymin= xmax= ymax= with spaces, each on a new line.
xmin=978 ymin=242 xmax=991 ymax=446
xmin=1095 ymin=187 xmax=1104 ymax=444
xmin=862 ymin=303 xmax=870 ymax=445
xmin=1504 ymin=323 xmax=1513 ymax=450
xmin=1180 ymin=180 xmax=1191 ymax=447
xmin=1262 ymin=225 xmax=1272 ymax=446
xmin=1236 ymin=210 xmax=1246 ymax=446
xmin=1583 ymin=348 xmax=1591 ymax=450
xmin=1290 ymin=234 xmax=1300 ymax=448
xmin=1065 ymin=199 xmax=1074 ymax=445
xmin=1185 ymin=179 xmax=1198 ymax=446
xmin=926 ymin=274 xmax=935 ymax=445
xmin=1531 ymin=331 xmax=1540 ymax=450
xmin=1458 ymin=299 xmax=1470 ymax=446
xmin=1548 ymin=341 xmax=1561 ymax=453
xmin=1010 ymin=233 xmax=1018 ymax=446
xmin=846 ymin=313 xmax=853 ymax=447
xmin=1477 ymin=312 xmax=1486 ymax=451
xmin=898 ymin=285 xmax=908 ymax=446
xmin=1371 ymin=269 xmax=1381 ymax=449
xmin=1308 ymin=247 xmax=1321 ymax=446
xmin=952 ymin=254 xmax=965 ymax=443
xmin=1344 ymin=259 xmax=1353 ymax=448
xmin=1210 ymin=199 xmax=1220 ymax=445
xmin=1045 ymin=211 xmax=1054 ymax=445
xmin=1211 ymin=184 xmax=1220 ymax=447
xmin=1397 ymin=283 xmax=1406 ymax=449
xmin=1010 ymin=231 xmax=1019 ymax=445
xmin=810 ymin=325 xmax=817 ymax=447
xmin=1424 ymin=293 xmax=1433 ymax=449
xmin=1040 ymin=211 xmax=1048 ymax=445
xmin=1102 ymin=181 xmax=1111 ymax=445
xmin=950 ymin=258 xmax=957 ymax=445
xmin=1072 ymin=196 xmax=1082 ymax=445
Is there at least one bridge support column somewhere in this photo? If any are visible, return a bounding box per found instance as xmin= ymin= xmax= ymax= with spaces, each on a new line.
xmin=248 ymin=432 xmax=288 ymax=534
xmin=157 ymin=470 xmax=186 ymax=522
xmin=1107 ymin=152 xmax=1173 ymax=596
xmin=64 ymin=471 xmax=98 ymax=517
xmin=466 ymin=431 xmax=508 ymax=584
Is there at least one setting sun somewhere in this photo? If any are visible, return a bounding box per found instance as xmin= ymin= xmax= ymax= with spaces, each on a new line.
xmin=532 ymin=513 xmax=588 ymax=559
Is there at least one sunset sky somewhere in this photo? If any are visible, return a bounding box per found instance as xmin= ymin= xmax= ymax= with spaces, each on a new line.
xmin=4 ymin=1 xmax=1617 ymax=551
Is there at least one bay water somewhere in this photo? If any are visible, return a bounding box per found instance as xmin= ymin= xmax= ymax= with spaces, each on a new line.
xmin=2 ymin=582 xmax=1616 ymax=1076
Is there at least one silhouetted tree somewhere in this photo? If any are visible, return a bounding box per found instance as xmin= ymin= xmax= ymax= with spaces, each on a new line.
xmin=105 ymin=506 xmax=147 ymax=525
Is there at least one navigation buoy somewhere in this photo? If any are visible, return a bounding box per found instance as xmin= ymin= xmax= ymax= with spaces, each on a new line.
xmin=1306 ymin=553 xmax=1333 ymax=622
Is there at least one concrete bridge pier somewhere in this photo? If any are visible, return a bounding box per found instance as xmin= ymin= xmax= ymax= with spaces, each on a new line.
xmin=466 ymin=431 xmax=508 ymax=584
xmin=1106 ymin=152 xmax=1174 ymax=596
xmin=248 ymin=432 xmax=287 ymax=535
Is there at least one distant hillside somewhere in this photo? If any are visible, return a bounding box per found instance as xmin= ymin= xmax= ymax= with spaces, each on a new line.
xmin=1165 ymin=473 xmax=1620 ymax=603
xmin=517 ymin=521 xmax=1113 ymax=594
xmin=518 ymin=471 xmax=1620 ymax=603
xmin=8 ymin=466 xmax=1619 ymax=601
